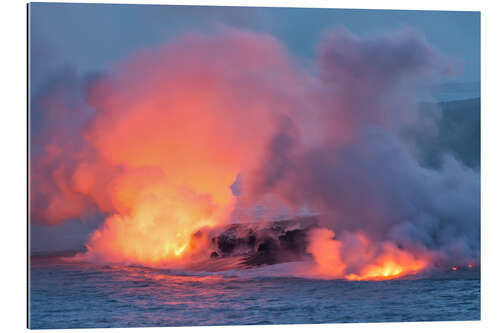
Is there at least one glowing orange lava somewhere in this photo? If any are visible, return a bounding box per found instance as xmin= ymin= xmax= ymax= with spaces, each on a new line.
xmin=344 ymin=254 xmax=428 ymax=281
xmin=306 ymin=228 xmax=431 ymax=281
xmin=175 ymin=244 xmax=188 ymax=257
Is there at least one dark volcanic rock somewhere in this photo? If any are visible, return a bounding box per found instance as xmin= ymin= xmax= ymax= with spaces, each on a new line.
xmin=279 ymin=229 xmax=308 ymax=254
xmin=243 ymin=237 xmax=279 ymax=266
xmin=217 ymin=230 xmax=237 ymax=254
xmin=193 ymin=215 xmax=319 ymax=268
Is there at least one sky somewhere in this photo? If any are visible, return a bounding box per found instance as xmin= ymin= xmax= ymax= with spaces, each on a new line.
xmin=29 ymin=3 xmax=480 ymax=88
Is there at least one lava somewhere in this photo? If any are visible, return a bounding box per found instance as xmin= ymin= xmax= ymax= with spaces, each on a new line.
xmin=306 ymin=228 xmax=431 ymax=280
xmin=344 ymin=252 xmax=428 ymax=281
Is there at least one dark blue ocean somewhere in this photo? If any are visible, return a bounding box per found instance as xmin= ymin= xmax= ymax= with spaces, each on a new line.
xmin=29 ymin=260 xmax=480 ymax=329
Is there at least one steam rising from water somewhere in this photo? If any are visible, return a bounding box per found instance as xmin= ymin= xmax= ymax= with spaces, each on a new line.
xmin=30 ymin=27 xmax=479 ymax=279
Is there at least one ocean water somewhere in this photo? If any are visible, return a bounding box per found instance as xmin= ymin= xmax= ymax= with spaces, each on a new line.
xmin=29 ymin=260 xmax=480 ymax=329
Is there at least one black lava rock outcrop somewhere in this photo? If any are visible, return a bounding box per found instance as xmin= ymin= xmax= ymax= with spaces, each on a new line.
xmin=192 ymin=215 xmax=318 ymax=268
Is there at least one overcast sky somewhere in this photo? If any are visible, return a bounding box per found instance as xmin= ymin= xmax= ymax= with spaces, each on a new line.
xmin=29 ymin=3 xmax=480 ymax=87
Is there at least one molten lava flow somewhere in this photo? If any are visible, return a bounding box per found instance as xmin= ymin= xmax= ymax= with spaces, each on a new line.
xmin=343 ymin=243 xmax=429 ymax=281
xmin=175 ymin=244 xmax=188 ymax=257
xmin=306 ymin=228 xmax=431 ymax=281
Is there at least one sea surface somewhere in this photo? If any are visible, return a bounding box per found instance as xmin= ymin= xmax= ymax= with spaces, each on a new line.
xmin=29 ymin=259 xmax=480 ymax=329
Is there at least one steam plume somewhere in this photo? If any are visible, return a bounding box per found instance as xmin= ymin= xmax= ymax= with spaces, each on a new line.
xmin=30 ymin=27 xmax=479 ymax=278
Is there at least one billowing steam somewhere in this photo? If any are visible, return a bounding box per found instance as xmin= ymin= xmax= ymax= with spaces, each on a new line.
xmin=30 ymin=27 xmax=479 ymax=279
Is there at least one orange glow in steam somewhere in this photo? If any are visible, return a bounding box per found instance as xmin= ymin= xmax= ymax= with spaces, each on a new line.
xmin=71 ymin=31 xmax=302 ymax=267
xmin=344 ymin=248 xmax=428 ymax=281
xmin=306 ymin=228 xmax=430 ymax=281
xmin=34 ymin=31 xmax=442 ymax=280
